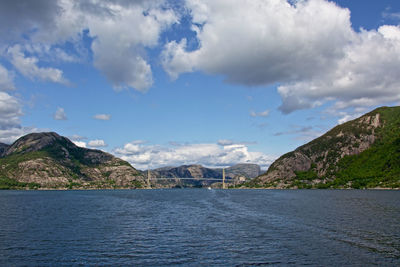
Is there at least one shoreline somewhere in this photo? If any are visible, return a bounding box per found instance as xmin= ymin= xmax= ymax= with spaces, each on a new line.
xmin=1 ymin=187 xmax=399 ymax=191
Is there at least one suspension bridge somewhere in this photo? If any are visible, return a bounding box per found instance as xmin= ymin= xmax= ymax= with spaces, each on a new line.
xmin=145 ymin=168 xmax=228 ymax=189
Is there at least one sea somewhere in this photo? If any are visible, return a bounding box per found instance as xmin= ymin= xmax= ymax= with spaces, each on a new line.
xmin=0 ymin=189 xmax=399 ymax=266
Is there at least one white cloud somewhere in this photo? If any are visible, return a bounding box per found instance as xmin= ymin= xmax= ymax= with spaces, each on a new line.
xmin=0 ymin=64 xmax=15 ymax=91
xmin=0 ymin=0 xmax=61 ymax=42
xmin=0 ymin=126 xmax=41 ymax=144
xmin=54 ymin=107 xmax=67 ymax=120
xmin=0 ymin=91 xmax=42 ymax=144
xmin=162 ymin=0 xmax=353 ymax=84
xmin=72 ymin=140 xmax=87 ymax=148
xmin=0 ymin=0 xmax=178 ymax=92
xmin=114 ymin=141 xmax=275 ymax=170
xmin=82 ymin=1 xmax=178 ymax=92
xmin=70 ymin=134 xmax=87 ymax=148
xmin=278 ymin=25 xmax=400 ymax=114
xmin=162 ymin=0 xmax=400 ymax=116
xmin=0 ymin=92 xmax=22 ymax=129
xmin=93 ymin=114 xmax=111 ymax=120
xmin=250 ymin=109 xmax=269 ymax=118
xmin=88 ymin=139 xmax=107 ymax=148
xmin=7 ymin=45 xmax=68 ymax=84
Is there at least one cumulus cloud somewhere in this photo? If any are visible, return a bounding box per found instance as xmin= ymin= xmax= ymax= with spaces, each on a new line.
xmin=88 ymin=139 xmax=107 ymax=148
xmin=0 ymin=92 xmax=41 ymax=144
xmin=0 ymin=0 xmax=178 ymax=92
xmin=162 ymin=0 xmax=353 ymax=83
xmin=93 ymin=114 xmax=111 ymax=120
xmin=278 ymin=25 xmax=400 ymax=114
xmin=69 ymin=134 xmax=87 ymax=147
xmin=114 ymin=141 xmax=275 ymax=170
xmin=250 ymin=109 xmax=269 ymax=118
xmin=162 ymin=0 xmax=400 ymax=115
xmin=86 ymin=2 xmax=178 ymax=91
xmin=0 ymin=92 xmax=22 ymax=129
xmin=0 ymin=64 xmax=15 ymax=91
xmin=0 ymin=95 xmax=39 ymax=147
xmin=7 ymin=45 xmax=68 ymax=84
xmin=0 ymin=126 xmax=41 ymax=144
xmin=53 ymin=107 xmax=67 ymax=120
xmin=72 ymin=141 xmax=87 ymax=148
xmin=0 ymin=0 xmax=61 ymax=42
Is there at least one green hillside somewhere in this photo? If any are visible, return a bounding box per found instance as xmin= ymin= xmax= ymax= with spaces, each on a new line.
xmin=246 ymin=106 xmax=400 ymax=189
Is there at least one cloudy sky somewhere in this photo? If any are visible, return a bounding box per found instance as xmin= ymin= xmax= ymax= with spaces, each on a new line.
xmin=1 ymin=0 xmax=400 ymax=170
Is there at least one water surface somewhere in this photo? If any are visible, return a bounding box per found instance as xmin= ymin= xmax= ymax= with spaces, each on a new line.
xmin=0 ymin=189 xmax=399 ymax=266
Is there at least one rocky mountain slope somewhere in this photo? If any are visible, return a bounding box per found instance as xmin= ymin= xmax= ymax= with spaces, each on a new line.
xmin=146 ymin=163 xmax=260 ymax=188
xmin=248 ymin=106 xmax=400 ymax=189
xmin=0 ymin=132 xmax=146 ymax=189
xmin=150 ymin=163 xmax=260 ymax=179
xmin=223 ymin=163 xmax=261 ymax=178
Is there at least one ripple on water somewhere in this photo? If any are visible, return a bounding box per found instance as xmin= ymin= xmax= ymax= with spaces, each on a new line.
xmin=0 ymin=189 xmax=399 ymax=266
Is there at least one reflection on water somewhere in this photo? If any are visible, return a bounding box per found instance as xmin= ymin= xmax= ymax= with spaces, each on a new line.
xmin=0 ymin=189 xmax=399 ymax=266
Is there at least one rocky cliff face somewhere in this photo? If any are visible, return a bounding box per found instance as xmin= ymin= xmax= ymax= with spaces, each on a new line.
xmin=250 ymin=106 xmax=400 ymax=189
xmin=0 ymin=132 xmax=145 ymax=189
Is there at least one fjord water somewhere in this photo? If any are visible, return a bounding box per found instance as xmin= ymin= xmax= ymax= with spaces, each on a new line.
xmin=0 ymin=190 xmax=399 ymax=266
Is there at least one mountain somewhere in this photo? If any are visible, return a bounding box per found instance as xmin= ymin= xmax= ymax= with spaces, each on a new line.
xmin=247 ymin=106 xmax=400 ymax=189
xmin=0 ymin=143 xmax=9 ymax=155
xmin=151 ymin=164 xmax=222 ymax=178
xmin=146 ymin=163 xmax=260 ymax=188
xmin=147 ymin=164 xmax=224 ymax=188
xmin=0 ymin=132 xmax=145 ymax=189
xmin=224 ymin=163 xmax=261 ymax=178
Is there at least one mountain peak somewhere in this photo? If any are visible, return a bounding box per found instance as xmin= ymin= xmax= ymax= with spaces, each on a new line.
xmin=0 ymin=132 xmax=146 ymax=189
xmin=3 ymin=132 xmax=69 ymax=157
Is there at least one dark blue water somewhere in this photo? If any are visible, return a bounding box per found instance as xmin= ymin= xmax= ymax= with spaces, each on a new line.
xmin=0 ymin=189 xmax=399 ymax=266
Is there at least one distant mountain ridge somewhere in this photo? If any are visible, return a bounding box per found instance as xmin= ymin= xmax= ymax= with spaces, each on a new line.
xmin=146 ymin=163 xmax=261 ymax=188
xmin=0 ymin=132 xmax=145 ymax=189
xmin=246 ymin=106 xmax=400 ymax=189
xmin=149 ymin=163 xmax=261 ymax=179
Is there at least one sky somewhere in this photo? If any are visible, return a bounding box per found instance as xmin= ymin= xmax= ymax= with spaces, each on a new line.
xmin=1 ymin=0 xmax=400 ymax=170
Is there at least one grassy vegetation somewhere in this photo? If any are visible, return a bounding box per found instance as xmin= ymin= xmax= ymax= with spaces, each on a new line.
xmin=0 ymin=177 xmax=41 ymax=190
xmin=250 ymin=106 xmax=400 ymax=189
xmin=294 ymin=170 xmax=318 ymax=181
xmin=66 ymin=181 xmax=82 ymax=189
xmin=329 ymin=107 xmax=400 ymax=189
xmin=131 ymin=180 xmax=144 ymax=188
xmin=0 ymin=151 xmax=49 ymax=174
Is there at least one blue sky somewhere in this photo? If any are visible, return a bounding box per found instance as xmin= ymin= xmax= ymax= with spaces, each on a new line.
xmin=1 ymin=0 xmax=400 ymax=170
